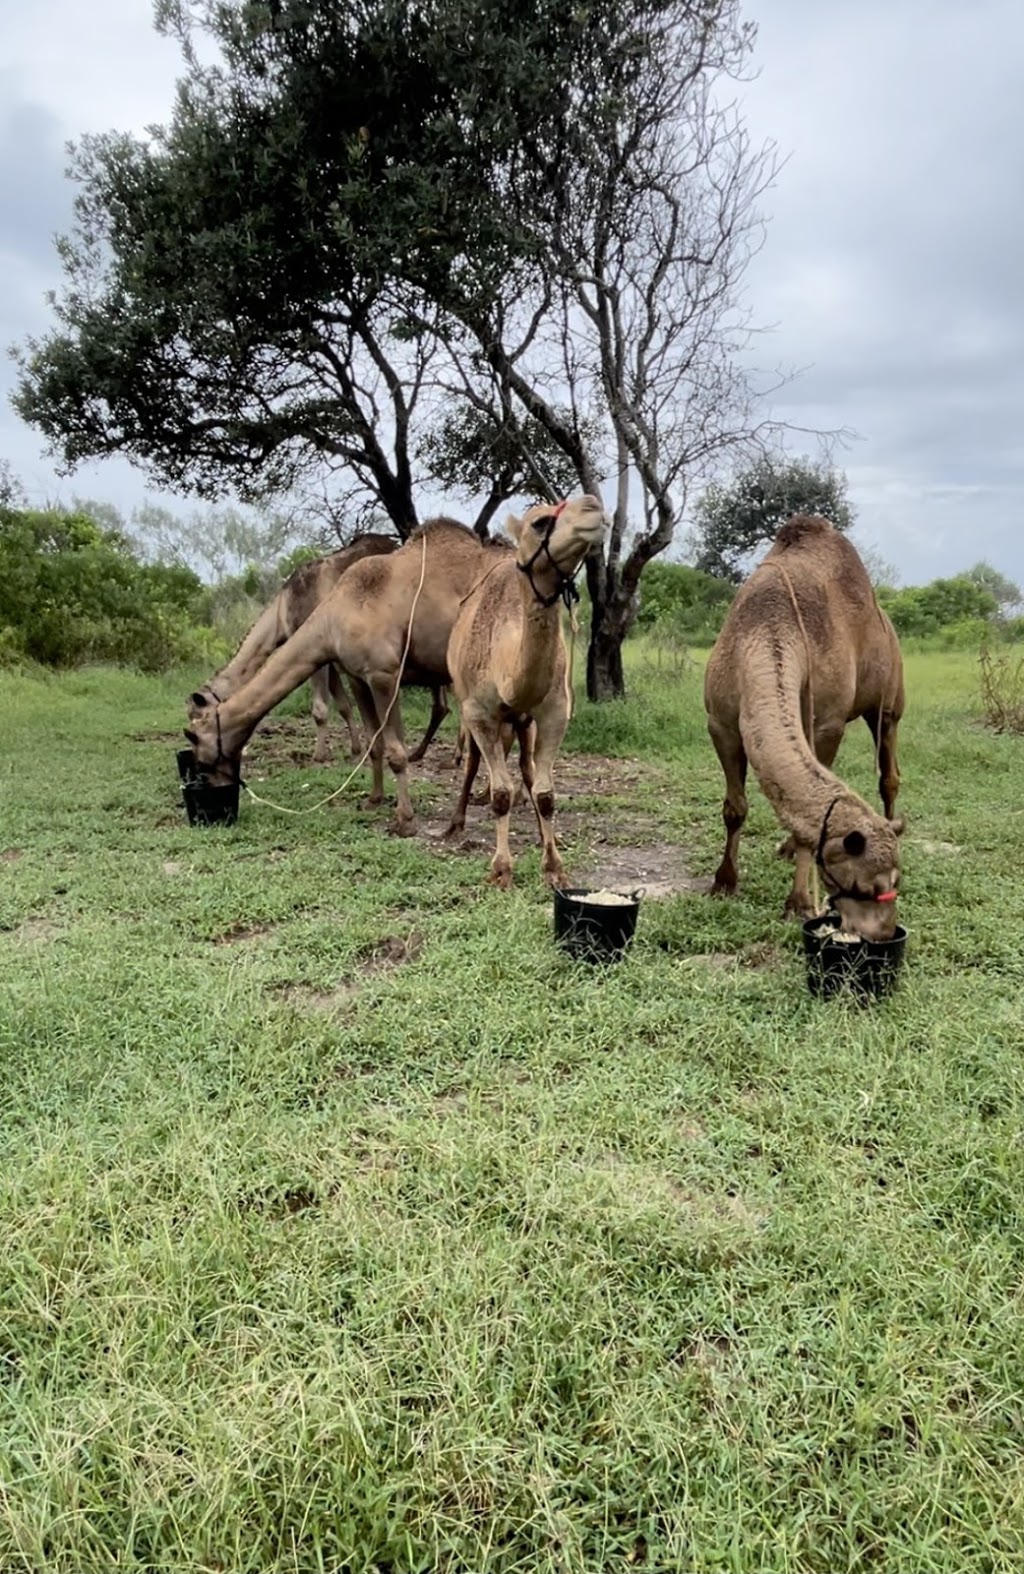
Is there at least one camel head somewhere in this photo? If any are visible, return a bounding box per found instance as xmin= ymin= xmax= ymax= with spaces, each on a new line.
xmin=816 ymin=795 xmax=905 ymax=940
xmin=186 ymin=684 xmax=223 ymax=721
xmin=182 ymin=705 xmax=243 ymax=788
xmin=506 ymin=495 xmax=608 ymax=607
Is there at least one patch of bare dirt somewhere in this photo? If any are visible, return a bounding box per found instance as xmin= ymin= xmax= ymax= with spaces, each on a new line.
xmin=357 ymin=932 xmax=424 ymax=973
xmin=681 ymin=941 xmax=784 ymax=971
xmin=0 ymin=849 xmax=23 ymax=864
xmin=212 ymin=921 xmax=273 ymax=946
xmin=274 ymin=979 xmax=360 ymax=1016
xmin=162 ymin=860 xmax=183 ymax=876
xmin=6 ymin=918 xmax=63 ymax=942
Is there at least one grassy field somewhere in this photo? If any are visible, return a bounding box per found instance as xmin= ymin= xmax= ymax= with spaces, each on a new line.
xmin=1 ymin=647 xmax=1023 ymax=1573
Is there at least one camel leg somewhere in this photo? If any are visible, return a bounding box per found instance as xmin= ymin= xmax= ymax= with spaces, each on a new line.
xmin=527 ymin=707 xmax=570 ymax=889
xmin=453 ymin=717 xmax=468 ymax=771
xmin=310 ymin=666 xmax=333 ymax=764
xmin=783 ymin=723 xmax=844 ymax=917
xmin=461 ymin=712 xmax=517 ymax=888
xmin=407 ymin=684 xmax=450 ymax=764
xmin=328 ymin=664 xmax=363 ymax=760
xmin=708 ymin=720 xmax=747 ymax=896
xmin=367 ymin=673 xmax=415 ymax=836
xmin=864 ymin=707 xmax=901 ymax=819
xmin=349 ymin=676 xmax=386 ymax=807
xmin=443 ymin=731 xmax=482 ymax=839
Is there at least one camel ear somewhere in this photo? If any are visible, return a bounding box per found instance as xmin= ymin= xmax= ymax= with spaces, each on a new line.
xmin=184 ymin=728 xmax=199 ymax=746
xmin=505 ymin=513 xmax=524 ymax=543
xmin=891 ymin=815 xmax=906 ymax=837
xmin=842 ymin=829 xmax=867 ymax=857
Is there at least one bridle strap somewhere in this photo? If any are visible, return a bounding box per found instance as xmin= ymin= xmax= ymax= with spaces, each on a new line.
xmin=815 ymin=795 xmax=843 ymax=869
xmin=516 ymin=508 xmax=584 ymax=610
xmin=816 ymin=792 xmax=898 ymax=906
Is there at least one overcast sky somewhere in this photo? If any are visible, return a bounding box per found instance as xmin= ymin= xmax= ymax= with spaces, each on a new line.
xmin=2 ymin=0 xmax=1022 ymax=587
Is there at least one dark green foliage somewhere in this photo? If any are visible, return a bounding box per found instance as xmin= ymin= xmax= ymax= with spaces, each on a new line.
xmin=691 ymin=454 xmax=854 ymax=581
xmin=632 ymin=560 xmax=736 ymax=643
xmin=877 ymin=577 xmax=999 ymax=641
xmin=0 ymin=503 xmax=211 ymax=671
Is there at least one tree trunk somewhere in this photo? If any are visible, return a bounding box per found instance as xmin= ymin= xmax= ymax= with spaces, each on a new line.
xmin=585 ymin=574 xmax=635 ymax=701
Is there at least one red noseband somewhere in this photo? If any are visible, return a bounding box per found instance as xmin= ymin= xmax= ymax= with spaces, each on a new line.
xmin=876 ymin=890 xmax=897 ymax=903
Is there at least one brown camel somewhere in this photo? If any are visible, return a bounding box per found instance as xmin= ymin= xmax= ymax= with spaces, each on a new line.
xmin=186 ymin=535 xmax=450 ymax=765
xmin=445 ymin=495 xmax=608 ymax=888
xmin=703 ymin=515 xmax=905 ymax=940
xmin=183 ymin=519 xmax=510 ymax=834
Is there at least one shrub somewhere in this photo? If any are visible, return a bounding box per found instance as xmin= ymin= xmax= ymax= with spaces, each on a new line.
xmin=632 ymin=561 xmax=735 ymax=645
xmin=0 ymin=504 xmax=211 ymax=672
xmin=877 ymin=577 xmax=999 ymax=639
xmin=979 ymin=644 xmax=1024 ymax=735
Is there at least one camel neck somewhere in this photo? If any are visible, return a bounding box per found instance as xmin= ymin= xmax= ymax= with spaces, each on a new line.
xmin=500 ymin=575 xmax=564 ymax=711
xmin=211 ymin=597 xmax=285 ymax=697
xmin=215 ymin=606 xmax=332 ymax=753
xmin=736 ymin=635 xmax=850 ymax=842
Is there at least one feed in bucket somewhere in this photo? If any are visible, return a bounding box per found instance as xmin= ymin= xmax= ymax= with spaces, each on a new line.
xmin=553 ymin=886 xmax=641 ymax=964
xmin=802 ymin=912 xmax=907 ymax=1001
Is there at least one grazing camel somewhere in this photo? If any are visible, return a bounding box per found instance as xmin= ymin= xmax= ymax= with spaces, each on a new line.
xmin=183 ymin=519 xmax=510 ymax=834
xmin=445 ymin=495 xmax=608 ymax=888
xmin=187 ymin=535 xmax=450 ymax=765
xmin=703 ymin=514 xmax=905 ymax=940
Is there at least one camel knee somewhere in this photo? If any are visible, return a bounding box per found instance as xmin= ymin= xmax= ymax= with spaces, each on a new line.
xmin=535 ymin=790 xmax=555 ymax=820
xmin=723 ymin=795 xmax=747 ymax=832
xmin=491 ymin=786 xmax=512 ymax=819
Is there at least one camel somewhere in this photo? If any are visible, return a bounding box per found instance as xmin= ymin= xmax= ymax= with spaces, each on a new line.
xmin=703 ymin=514 xmax=905 ymax=940
xmin=186 ymin=535 xmax=450 ymax=765
xmin=183 ymin=518 xmax=511 ymax=834
xmin=445 ymin=495 xmax=608 ymax=888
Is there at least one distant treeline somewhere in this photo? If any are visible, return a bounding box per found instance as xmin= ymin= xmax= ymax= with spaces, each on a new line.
xmin=1 ymin=498 xmax=1020 ymax=674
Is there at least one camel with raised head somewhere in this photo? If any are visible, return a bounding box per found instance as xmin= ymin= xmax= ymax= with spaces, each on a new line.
xmin=187 ymin=535 xmax=450 ymax=765
xmin=183 ymin=519 xmax=509 ymax=834
xmin=445 ymin=495 xmax=608 ymax=889
xmin=703 ymin=514 xmax=905 ymax=939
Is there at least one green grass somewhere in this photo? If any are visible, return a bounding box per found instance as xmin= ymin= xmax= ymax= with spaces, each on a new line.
xmin=2 ymin=649 xmax=1024 ymax=1572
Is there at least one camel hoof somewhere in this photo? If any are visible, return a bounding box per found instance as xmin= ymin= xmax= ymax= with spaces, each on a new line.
xmin=709 ymin=880 xmax=737 ymax=899
xmin=486 ymin=865 xmax=513 ymax=890
xmin=406 ymin=745 xmax=427 ymax=764
xmin=782 ymin=895 xmax=816 ymax=921
xmin=545 ymin=870 xmax=569 ymax=890
xmin=361 ymin=793 xmax=385 ymax=810
xmin=390 ymin=817 xmax=417 ymax=839
xmin=441 ymin=821 xmax=466 ymax=842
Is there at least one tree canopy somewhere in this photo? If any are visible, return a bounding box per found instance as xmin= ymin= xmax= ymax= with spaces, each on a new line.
xmin=14 ymin=0 xmax=781 ymax=697
xmin=689 ymin=454 xmax=854 ymax=581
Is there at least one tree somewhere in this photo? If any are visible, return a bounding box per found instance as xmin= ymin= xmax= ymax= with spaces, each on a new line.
xmin=14 ymin=0 xmax=784 ymax=699
xmin=964 ymin=561 xmax=1021 ymax=615
xmin=689 ymin=454 xmax=854 ymax=582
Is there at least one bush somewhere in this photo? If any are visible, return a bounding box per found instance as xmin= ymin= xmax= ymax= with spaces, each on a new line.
xmin=0 ymin=504 xmax=212 ymax=672
xmin=877 ymin=576 xmax=999 ymax=639
xmin=979 ymin=645 xmax=1024 ymax=734
xmin=632 ymin=561 xmax=735 ymax=645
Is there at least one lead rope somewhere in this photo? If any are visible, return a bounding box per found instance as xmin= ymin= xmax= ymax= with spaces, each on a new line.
xmin=239 ymin=533 xmax=429 ymax=817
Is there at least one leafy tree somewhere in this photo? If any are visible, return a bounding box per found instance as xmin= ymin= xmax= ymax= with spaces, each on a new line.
xmin=964 ymin=561 xmax=1021 ymax=614
xmin=0 ymin=461 xmax=26 ymax=509
xmin=15 ymin=0 xmax=784 ymax=699
xmin=690 ymin=455 xmax=854 ymax=582
xmin=632 ymin=560 xmax=736 ymax=643
xmin=876 ymin=576 xmax=999 ymax=639
xmin=0 ymin=502 xmax=209 ymax=670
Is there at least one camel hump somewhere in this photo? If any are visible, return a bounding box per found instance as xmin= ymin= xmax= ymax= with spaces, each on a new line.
xmin=772 ymin=513 xmax=836 ymax=551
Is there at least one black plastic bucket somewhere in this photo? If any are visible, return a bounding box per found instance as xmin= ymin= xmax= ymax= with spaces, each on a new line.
xmin=181 ymin=778 xmax=240 ymax=827
xmin=176 ymin=747 xmax=240 ymax=827
xmin=554 ymin=886 xmax=641 ymax=964
xmin=802 ymin=912 xmax=907 ymax=1001
xmin=177 ymin=747 xmax=199 ymax=783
